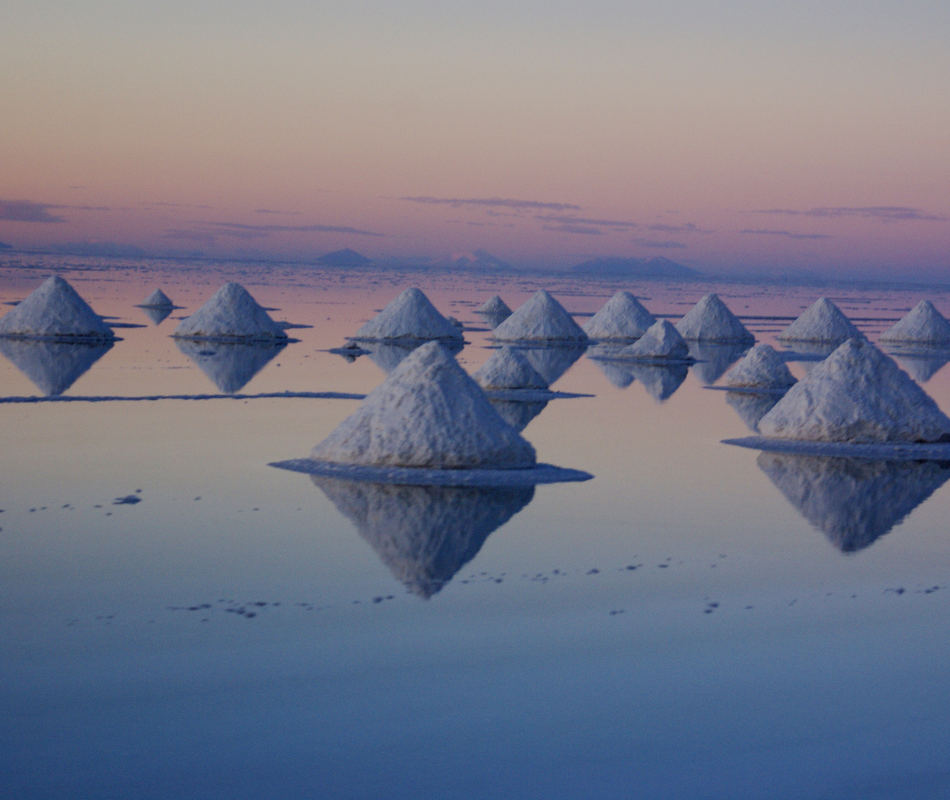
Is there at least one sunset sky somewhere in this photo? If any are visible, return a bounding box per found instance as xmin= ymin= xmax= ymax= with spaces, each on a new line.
xmin=2 ymin=1 xmax=948 ymax=278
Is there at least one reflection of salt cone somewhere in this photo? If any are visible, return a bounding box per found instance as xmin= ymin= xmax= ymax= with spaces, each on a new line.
xmin=725 ymin=391 xmax=782 ymax=432
xmin=514 ymin=345 xmax=585 ymax=386
xmin=488 ymin=399 xmax=549 ymax=432
xmin=891 ymin=352 xmax=949 ymax=383
xmin=175 ymin=338 xmax=286 ymax=393
xmin=757 ymin=451 xmax=950 ymax=552
xmin=365 ymin=339 xmax=462 ymax=373
xmin=312 ymin=476 xmax=534 ymax=597
xmin=627 ymin=362 xmax=687 ymax=402
xmin=592 ymin=357 xmax=634 ymax=388
xmin=687 ymin=341 xmax=749 ymax=384
xmin=0 ymin=338 xmax=113 ymax=395
xmin=140 ymin=305 xmax=173 ymax=325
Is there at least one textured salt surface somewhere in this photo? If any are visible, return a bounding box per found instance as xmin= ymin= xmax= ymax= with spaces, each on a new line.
xmin=312 ymin=476 xmax=534 ymax=597
xmin=173 ymin=282 xmax=287 ymax=341
xmin=778 ymin=297 xmax=861 ymax=343
xmin=674 ymin=294 xmax=753 ymax=342
xmin=721 ymin=344 xmax=796 ymax=389
xmin=619 ymin=319 xmax=691 ymax=361
xmin=0 ymin=276 xmax=115 ymax=340
xmin=351 ymin=287 xmax=462 ymax=341
xmin=757 ymin=338 xmax=950 ymax=443
xmin=492 ymin=290 xmax=588 ymax=342
xmin=583 ymin=291 xmax=656 ymax=341
xmin=175 ymin=339 xmax=287 ymax=393
xmin=139 ymin=289 xmax=173 ymax=308
xmin=310 ymin=341 xmax=536 ymax=469
xmin=0 ymin=338 xmax=113 ymax=395
xmin=756 ymin=451 xmax=950 ymax=551
xmin=880 ymin=300 xmax=950 ymax=345
xmin=473 ymin=347 xmax=548 ymax=390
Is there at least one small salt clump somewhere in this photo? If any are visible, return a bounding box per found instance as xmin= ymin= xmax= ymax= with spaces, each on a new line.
xmin=778 ymin=297 xmax=860 ymax=344
xmin=141 ymin=289 xmax=173 ymax=308
xmin=583 ymin=291 xmax=656 ymax=341
xmin=0 ymin=275 xmax=115 ymax=340
xmin=620 ymin=320 xmax=689 ymax=361
xmin=352 ymin=287 xmax=462 ymax=341
xmin=675 ymin=294 xmax=753 ymax=343
xmin=311 ymin=341 xmax=536 ymax=469
xmin=879 ymin=300 xmax=950 ymax=346
xmin=473 ymin=347 xmax=549 ymax=391
xmin=721 ymin=344 xmax=796 ymax=390
xmin=492 ymin=290 xmax=588 ymax=342
xmin=757 ymin=337 xmax=950 ymax=443
xmin=173 ymin=282 xmax=287 ymax=341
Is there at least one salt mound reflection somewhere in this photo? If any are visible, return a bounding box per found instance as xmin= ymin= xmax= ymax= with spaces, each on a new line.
xmin=513 ymin=344 xmax=585 ymax=386
xmin=0 ymin=337 xmax=113 ymax=395
xmin=687 ymin=341 xmax=749 ymax=385
xmin=364 ymin=338 xmax=463 ymax=373
xmin=757 ymin=451 xmax=950 ymax=552
xmin=140 ymin=304 xmax=174 ymax=325
xmin=175 ymin=338 xmax=286 ymax=393
xmin=725 ymin=391 xmax=783 ymax=432
xmin=312 ymin=476 xmax=534 ymax=597
xmin=627 ymin=362 xmax=688 ymax=402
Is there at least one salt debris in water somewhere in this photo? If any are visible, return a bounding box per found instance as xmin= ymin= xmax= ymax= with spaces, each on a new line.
xmin=778 ymin=297 xmax=861 ymax=344
xmin=492 ymin=290 xmax=588 ymax=342
xmin=352 ymin=287 xmax=462 ymax=341
xmin=473 ymin=347 xmax=548 ymax=391
xmin=173 ymin=282 xmax=287 ymax=341
xmin=675 ymin=294 xmax=753 ymax=343
xmin=583 ymin=291 xmax=656 ymax=341
xmin=310 ymin=341 xmax=536 ymax=469
xmin=620 ymin=320 xmax=689 ymax=360
xmin=0 ymin=276 xmax=115 ymax=340
xmin=140 ymin=289 xmax=173 ymax=308
xmin=722 ymin=344 xmax=796 ymax=390
xmin=757 ymin=337 xmax=950 ymax=442
xmin=879 ymin=300 xmax=950 ymax=346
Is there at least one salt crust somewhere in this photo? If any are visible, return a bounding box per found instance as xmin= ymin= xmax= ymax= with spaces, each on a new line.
xmin=583 ymin=291 xmax=656 ymax=341
xmin=880 ymin=300 xmax=950 ymax=345
xmin=473 ymin=347 xmax=548 ymax=391
xmin=491 ymin=290 xmax=588 ymax=342
xmin=351 ymin=287 xmax=462 ymax=341
xmin=310 ymin=341 xmax=536 ymax=469
xmin=757 ymin=338 xmax=950 ymax=443
xmin=674 ymin=293 xmax=754 ymax=342
xmin=724 ymin=436 xmax=950 ymax=460
xmin=173 ymin=282 xmax=287 ymax=341
xmin=722 ymin=344 xmax=796 ymax=389
xmin=0 ymin=276 xmax=115 ymax=340
xmin=618 ymin=319 xmax=691 ymax=361
xmin=476 ymin=295 xmax=512 ymax=318
xmin=778 ymin=297 xmax=861 ymax=343
xmin=139 ymin=289 xmax=173 ymax=308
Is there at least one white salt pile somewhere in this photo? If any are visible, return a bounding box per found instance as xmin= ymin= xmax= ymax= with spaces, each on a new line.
xmin=352 ymin=287 xmax=462 ymax=341
xmin=880 ymin=300 xmax=950 ymax=346
xmin=757 ymin=337 xmax=950 ymax=443
xmin=675 ymin=294 xmax=753 ymax=342
xmin=473 ymin=347 xmax=549 ymax=391
xmin=583 ymin=291 xmax=656 ymax=341
xmin=778 ymin=297 xmax=860 ymax=343
xmin=310 ymin=341 xmax=536 ymax=469
xmin=620 ymin=320 xmax=690 ymax=361
xmin=0 ymin=275 xmax=115 ymax=340
xmin=173 ymin=282 xmax=287 ymax=341
xmin=476 ymin=295 xmax=512 ymax=318
xmin=492 ymin=290 xmax=588 ymax=342
xmin=140 ymin=289 xmax=173 ymax=308
xmin=722 ymin=344 xmax=796 ymax=390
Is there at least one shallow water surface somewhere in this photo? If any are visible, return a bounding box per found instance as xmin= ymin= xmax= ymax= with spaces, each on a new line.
xmin=3 ymin=256 xmax=950 ymax=799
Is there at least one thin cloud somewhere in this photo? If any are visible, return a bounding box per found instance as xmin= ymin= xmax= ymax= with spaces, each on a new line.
xmin=202 ymin=220 xmax=385 ymax=237
xmin=753 ymin=206 xmax=946 ymax=222
xmin=647 ymin=222 xmax=712 ymax=234
xmin=49 ymin=203 xmax=110 ymax=212
xmin=740 ymin=228 xmax=832 ymax=240
xmin=536 ymin=214 xmax=638 ymax=230
xmin=633 ymin=238 xmax=687 ymax=249
xmin=254 ymin=208 xmax=301 ymax=216
xmin=402 ymin=196 xmax=581 ymax=212
xmin=143 ymin=201 xmax=214 ymax=210
xmin=543 ymin=224 xmax=604 ymax=236
xmin=0 ymin=199 xmax=66 ymax=223
xmin=162 ymin=228 xmax=219 ymax=244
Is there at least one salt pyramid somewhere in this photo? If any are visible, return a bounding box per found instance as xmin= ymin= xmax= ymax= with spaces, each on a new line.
xmin=313 ymin=476 xmax=533 ymax=597
xmin=0 ymin=338 xmax=113 ymax=395
xmin=310 ymin=341 xmax=536 ymax=469
xmin=880 ymin=300 xmax=950 ymax=346
xmin=757 ymin=451 xmax=950 ymax=552
xmin=757 ymin=337 xmax=950 ymax=442
xmin=492 ymin=290 xmax=588 ymax=342
xmin=473 ymin=347 xmax=548 ymax=391
xmin=620 ymin=319 xmax=689 ymax=360
xmin=352 ymin=287 xmax=462 ymax=341
xmin=722 ymin=344 xmax=796 ymax=390
xmin=175 ymin=339 xmax=286 ymax=393
xmin=583 ymin=291 xmax=656 ymax=341
xmin=675 ymin=294 xmax=753 ymax=343
xmin=141 ymin=289 xmax=173 ymax=307
xmin=0 ymin=275 xmax=114 ymax=340
xmin=477 ymin=295 xmax=512 ymax=318
xmin=778 ymin=297 xmax=860 ymax=343
xmin=173 ymin=282 xmax=286 ymax=341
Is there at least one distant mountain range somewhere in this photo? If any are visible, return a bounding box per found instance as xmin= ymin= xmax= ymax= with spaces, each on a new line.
xmin=570 ymin=256 xmax=700 ymax=278
xmin=316 ymin=248 xmax=373 ymax=266
xmin=428 ymin=249 xmax=513 ymax=271
xmin=0 ymin=241 xmax=12 ymax=250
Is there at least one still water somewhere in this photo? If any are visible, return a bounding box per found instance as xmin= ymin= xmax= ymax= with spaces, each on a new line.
xmin=2 ymin=255 xmax=950 ymax=799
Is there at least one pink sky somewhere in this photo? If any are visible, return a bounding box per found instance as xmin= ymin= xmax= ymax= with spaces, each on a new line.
xmin=2 ymin=1 xmax=948 ymax=278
